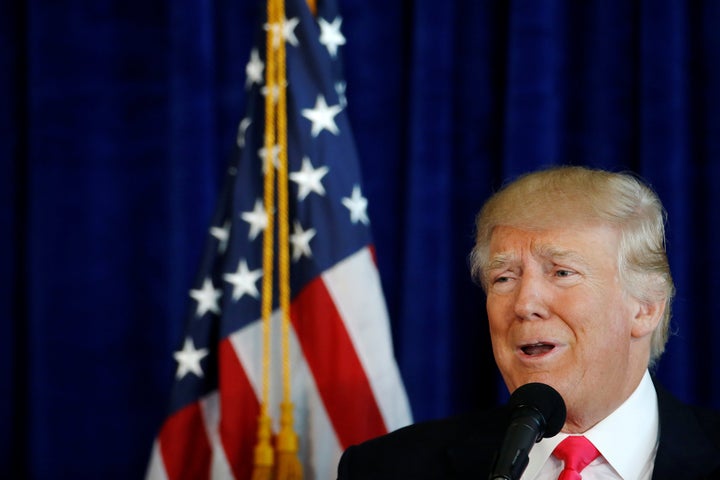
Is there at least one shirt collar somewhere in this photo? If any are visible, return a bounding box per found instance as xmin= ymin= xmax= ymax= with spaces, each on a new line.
xmin=523 ymin=371 xmax=659 ymax=479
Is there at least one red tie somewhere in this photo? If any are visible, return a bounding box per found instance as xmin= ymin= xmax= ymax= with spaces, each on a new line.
xmin=552 ymin=436 xmax=600 ymax=480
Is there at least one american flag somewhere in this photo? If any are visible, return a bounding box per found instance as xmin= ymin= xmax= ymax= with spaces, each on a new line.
xmin=145 ymin=0 xmax=412 ymax=478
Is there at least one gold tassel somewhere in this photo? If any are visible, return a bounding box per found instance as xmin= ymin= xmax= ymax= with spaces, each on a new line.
xmin=274 ymin=402 xmax=303 ymax=480
xmin=251 ymin=412 xmax=275 ymax=480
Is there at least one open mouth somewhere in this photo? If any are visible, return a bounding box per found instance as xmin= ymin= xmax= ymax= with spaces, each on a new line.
xmin=520 ymin=343 xmax=555 ymax=356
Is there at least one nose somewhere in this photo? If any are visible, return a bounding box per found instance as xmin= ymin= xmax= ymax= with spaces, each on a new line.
xmin=513 ymin=272 xmax=550 ymax=321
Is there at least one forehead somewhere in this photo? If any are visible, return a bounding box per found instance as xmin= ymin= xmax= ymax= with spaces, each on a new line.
xmin=487 ymin=224 xmax=621 ymax=265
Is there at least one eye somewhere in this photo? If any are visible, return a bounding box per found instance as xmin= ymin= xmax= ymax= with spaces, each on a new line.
xmin=551 ymin=266 xmax=582 ymax=286
xmin=489 ymin=270 xmax=518 ymax=293
xmin=491 ymin=270 xmax=517 ymax=284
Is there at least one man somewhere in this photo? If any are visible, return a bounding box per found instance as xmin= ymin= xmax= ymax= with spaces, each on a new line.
xmin=337 ymin=166 xmax=720 ymax=479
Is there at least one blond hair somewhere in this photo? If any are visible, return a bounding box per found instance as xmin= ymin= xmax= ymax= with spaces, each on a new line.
xmin=469 ymin=166 xmax=675 ymax=366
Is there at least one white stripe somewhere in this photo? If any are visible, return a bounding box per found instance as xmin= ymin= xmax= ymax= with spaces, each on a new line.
xmin=229 ymin=316 xmax=343 ymax=480
xmin=322 ymin=247 xmax=413 ymax=431
xmin=199 ymin=392 xmax=236 ymax=480
xmin=145 ymin=440 xmax=169 ymax=480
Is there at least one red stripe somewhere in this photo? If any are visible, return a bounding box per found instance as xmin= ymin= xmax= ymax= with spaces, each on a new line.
xmin=291 ymin=276 xmax=388 ymax=448
xmin=218 ymin=338 xmax=260 ymax=480
xmin=368 ymin=244 xmax=378 ymax=265
xmin=158 ymin=402 xmax=212 ymax=480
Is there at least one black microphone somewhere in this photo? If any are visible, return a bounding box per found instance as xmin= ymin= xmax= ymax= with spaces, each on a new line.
xmin=488 ymin=382 xmax=566 ymax=480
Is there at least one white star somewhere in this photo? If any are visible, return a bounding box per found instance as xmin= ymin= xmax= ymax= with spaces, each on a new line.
xmin=245 ymin=48 xmax=264 ymax=87
xmin=318 ymin=16 xmax=346 ymax=58
xmin=241 ymin=199 xmax=269 ymax=241
xmin=258 ymin=144 xmax=281 ymax=173
xmin=173 ymin=337 xmax=209 ymax=379
xmin=290 ymin=221 xmax=317 ymax=262
xmin=301 ymin=94 xmax=342 ymax=137
xmin=210 ymin=220 xmax=230 ymax=254
xmin=264 ymin=17 xmax=300 ymax=48
xmin=261 ymin=80 xmax=287 ymax=105
xmin=282 ymin=17 xmax=300 ymax=47
xmin=189 ymin=278 xmax=222 ymax=317
xmin=335 ymin=81 xmax=347 ymax=108
xmin=236 ymin=117 xmax=252 ymax=148
xmin=289 ymin=156 xmax=329 ymax=201
xmin=342 ymin=185 xmax=370 ymax=225
xmin=223 ymin=259 xmax=263 ymax=301
xmin=264 ymin=21 xmax=283 ymax=49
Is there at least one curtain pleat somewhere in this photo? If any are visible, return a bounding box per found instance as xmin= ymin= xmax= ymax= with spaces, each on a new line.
xmin=2 ymin=0 xmax=720 ymax=477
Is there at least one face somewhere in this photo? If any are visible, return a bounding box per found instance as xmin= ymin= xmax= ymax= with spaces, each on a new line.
xmin=485 ymin=224 xmax=660 ymax=433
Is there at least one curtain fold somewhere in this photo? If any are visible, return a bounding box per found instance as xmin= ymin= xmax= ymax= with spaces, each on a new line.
xmin=3 ymin=0 xmax=720 ymax=477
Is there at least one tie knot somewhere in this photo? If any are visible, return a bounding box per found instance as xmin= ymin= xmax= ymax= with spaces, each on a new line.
xmin=552 ymin=436 xmax=600 ymax=480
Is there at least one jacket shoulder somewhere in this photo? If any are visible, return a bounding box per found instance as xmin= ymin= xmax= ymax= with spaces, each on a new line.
xmin=337 ymin=408 xmax=508 ymax=480
xmin=653 ymin=381 xmax=720 ymax=479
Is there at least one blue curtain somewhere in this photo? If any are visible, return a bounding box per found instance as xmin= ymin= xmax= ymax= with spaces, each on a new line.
xmin=3 ymin=0 xmax=720 ymax=478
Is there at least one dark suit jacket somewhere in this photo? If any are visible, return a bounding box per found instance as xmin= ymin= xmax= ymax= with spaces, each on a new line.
xmin=337 ymin=382 xmax=720 ymax=479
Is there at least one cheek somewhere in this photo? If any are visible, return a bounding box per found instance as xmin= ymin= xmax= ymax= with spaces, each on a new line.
xmin=486 ymin=301 xmax=515 ymax=360
xmin=573 ymin=303 xmax=633 ymax=355
xmin=486 ymin=293 xmax=510 ymax=317
xmin=486 ymin=299 xmax=511 ymax=337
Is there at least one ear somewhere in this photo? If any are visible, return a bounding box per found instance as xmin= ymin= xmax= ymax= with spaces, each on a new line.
xmin=630 ymin=298 xmax=665 ymax=339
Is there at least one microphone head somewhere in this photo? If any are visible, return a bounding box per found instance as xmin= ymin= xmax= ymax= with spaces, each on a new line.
xmin=509 ymin=383 xmax=566 ymax=438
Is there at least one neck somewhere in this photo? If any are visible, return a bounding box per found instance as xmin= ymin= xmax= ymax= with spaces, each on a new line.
xmin=563 ymin=368 xmax=648 ymax=434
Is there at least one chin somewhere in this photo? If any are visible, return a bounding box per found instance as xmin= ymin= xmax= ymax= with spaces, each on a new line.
xmin=507 ymin=372 xmax=562 ymax=394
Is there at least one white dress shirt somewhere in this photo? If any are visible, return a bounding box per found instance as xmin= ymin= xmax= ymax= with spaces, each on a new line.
xmin=521 ymin=370 xmax=659 ymax=480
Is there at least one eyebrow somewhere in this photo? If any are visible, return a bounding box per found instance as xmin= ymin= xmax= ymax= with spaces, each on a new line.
xmin=534 ymin=244 xmax=589 ymax=266
xmin=486 ymin=252 xmax=517 ymax=272
xmin=486 ymin=244 xmax=589 ymax=271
